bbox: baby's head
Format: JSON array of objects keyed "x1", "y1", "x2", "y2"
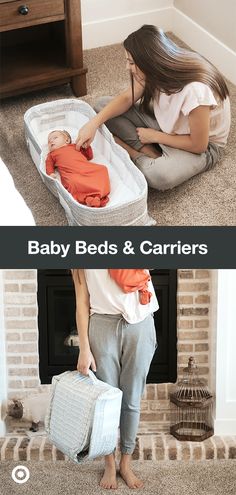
[{"x1": 48, "y1": 130, "x2": 72, "y2": 151}]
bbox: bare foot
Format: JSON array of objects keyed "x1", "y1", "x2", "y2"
[
  {"x1": 113, "y1": 135, "x2": 161, "y2": 160},
  {"x1": 100, "y1": 455, "x2": 118, "y2": 490},
  {"x1": 113, "y1": 136, "x2": 141, "y2": 161},
  {"x1": 119, "y1": 465, "x2": 143, "y2": 489},
  {"x1": 140, "y1": 143, "x2": 162, "y2": 158}
]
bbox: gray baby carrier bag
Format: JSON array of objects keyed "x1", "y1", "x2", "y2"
[{"x1": 45, "y1": 370, "x2": 122, "y2": 463}]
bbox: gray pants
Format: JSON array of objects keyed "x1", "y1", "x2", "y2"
[
  {"x1": 88, "y1": 313, "x2": 157, "y2": 454},
  {"x1": 94, "y1": 96, "x2": 221, "y2": 190}
]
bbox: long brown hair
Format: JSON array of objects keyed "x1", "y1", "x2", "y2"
[{"x1": 124, "y1": 25, "x2": 229, "y2": 115}]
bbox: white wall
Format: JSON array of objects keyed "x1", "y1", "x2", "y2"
[
  {"x1": 209, "y1": 270, "x2": 218, "y2": 395},
  {"x1": 0, "y1": 271, "x2": 7, "y2": 436},
  {"x1": 81, "y1": 0, "x2": 173, "y2": 49},
  {"x1": 172, "y1": 3, "x2": 236, "y2": 84},
  {"x1": 81, "y1": 0, "x2": 236, "y2": 84},
  {"x1": 214, "y1": 270, "x2": 236, "y2": 435},
  {"x1": 174, "y1": 0, "x2": 236, "y2": 52}
]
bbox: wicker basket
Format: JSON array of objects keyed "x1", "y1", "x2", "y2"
[
  {"x1": 24, "y1": 99, "x2": 155, "y2": 226},
  {"x1": 45, "y1": 370, "x2": 122, "y2": 463}
]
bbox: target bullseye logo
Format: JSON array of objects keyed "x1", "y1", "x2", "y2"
[{"x1": 11, "y1": 465, "x2": 30, "y2": 484}]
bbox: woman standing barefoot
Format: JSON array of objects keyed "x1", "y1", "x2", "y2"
[{"x1": 72, "y1": 269, "x2": 159, "y2": 489}]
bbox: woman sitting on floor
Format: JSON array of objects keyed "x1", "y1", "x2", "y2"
[{"x1": 76, "y1": 25, "x2": 230, "y2": 191}]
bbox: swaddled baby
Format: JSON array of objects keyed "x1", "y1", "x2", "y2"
[{"x1": 46, "y1": 130, "x2": 110, "y2": 207}]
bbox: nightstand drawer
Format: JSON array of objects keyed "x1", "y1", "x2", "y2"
[{"x1": 0, "y1": 0, "x2": 65, "y2": 31}]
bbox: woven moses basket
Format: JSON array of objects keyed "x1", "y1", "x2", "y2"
[
  {"x1": 45, "y1": 370, "x2": 122, "y2": 463},
  {"x1": 24, "y1": 99, "x2": 155, "y2": 226}
]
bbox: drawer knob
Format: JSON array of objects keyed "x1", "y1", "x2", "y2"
[{"x1": 18, "y1": 5, "x2": 29, "y2": 15}]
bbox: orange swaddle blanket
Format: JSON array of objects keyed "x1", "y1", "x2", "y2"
[
  {"x1": 109, "y1": 269, "x2": 152, "y2": 305},
  {"x1": 46, "y1": 144, "x2": 110, "y2": 207}
]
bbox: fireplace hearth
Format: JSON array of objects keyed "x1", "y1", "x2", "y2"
[{"x1": 38, "y1": 270, "x2": 177, "y2": 384}]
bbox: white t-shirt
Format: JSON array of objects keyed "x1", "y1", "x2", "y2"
[
  {"x1": 84, "y1": 269, "x2": 159, "y2": 324},
  {"x1": 153, "y1": 81, "x2": 231, "y2": 147}
]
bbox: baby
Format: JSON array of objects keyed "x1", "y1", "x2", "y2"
[{"x1": 46, "y1": 130, "x2": 110, "y2": 207}]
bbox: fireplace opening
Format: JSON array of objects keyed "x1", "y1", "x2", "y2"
[{"x1": 38, "y1": 270, "x2": 177, "y2": 384}]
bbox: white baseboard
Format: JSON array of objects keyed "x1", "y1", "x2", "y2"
[
  {"x1": 82, "y1": 7, "x2": 172, "y2": 50},
  {"x1": 172, "y1": 7, "x2": 236, "y2": 84},
  {"x1": 0, "y1": 419, "x2": 6, "y2": 437},
  {"x1": 214, "y1": 419, "x2": 236, "y2": 436},
  {"x1": 82, "y1": 5, "x2": 235, "y2": 85}
]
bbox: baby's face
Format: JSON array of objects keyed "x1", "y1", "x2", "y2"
[{"x1": 48, "y1": 131, "x2": 69, "y2": 151}]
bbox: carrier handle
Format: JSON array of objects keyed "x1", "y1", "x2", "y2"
[
  {"x1": 74, "y1": 370, "x2": 98, "y2": 384},
  {"x1": 88, "y1": 370, "x2": 98, "y2": 384}
]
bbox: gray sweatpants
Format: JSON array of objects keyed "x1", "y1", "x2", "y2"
[
  {"x1": 94, "y1": 96, "x2": 221, "y2": 190},
  {"x1": 88, "y1": 313, "x2": 157, "y2": 454}
]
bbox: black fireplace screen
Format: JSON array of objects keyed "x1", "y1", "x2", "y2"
[{"x1": 38, "y1": 269, "x2": 177, "y2": 384}]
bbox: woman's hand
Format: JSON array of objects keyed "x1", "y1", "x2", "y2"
[
  {"x1": 136, "y1": 107, "x2": 210, "y2": 153},
  {"x1": 77, "y1": 348, "x2": 97, "y2": 375},
  {"x1": 75, "y1": 121, "x2": 98, "y2": 150},
  {"x1": 136, "y1": 127, "x2": 159, "y2": 144}
]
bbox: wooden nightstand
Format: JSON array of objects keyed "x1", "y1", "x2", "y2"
[{"x1": 0, "y1": 0, "x2": 87, "y2": 98}]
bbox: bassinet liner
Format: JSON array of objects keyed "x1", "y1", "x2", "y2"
[
  {"x1": 24, "y1": 99, "x2": 155, "y2": 226},
  {"x1": 45, "y1": 370, "x2": 122, "y2": 463}
]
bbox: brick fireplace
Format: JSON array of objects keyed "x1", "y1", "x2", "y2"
[
  {"x1": 1, "y1": 269, "x2": 236, "y2": 461},
  {"x1": 37, "y1": 269, "x2": 177, "y2": 385},
  {"x1": 1, "y1": 268, "x2": 212, "y2": 400}
]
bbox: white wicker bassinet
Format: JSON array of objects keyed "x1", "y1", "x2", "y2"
[
  {"x1": 24, "y1": 99, "x2": 155, "y2": 226},
  {"x1": 45, "y1": 370, "x2": 122, "y2": 463}
]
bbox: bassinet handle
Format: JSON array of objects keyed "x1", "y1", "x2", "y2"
[{"x1": 88, "y1": 370, "x2": 98, "y2": 384}]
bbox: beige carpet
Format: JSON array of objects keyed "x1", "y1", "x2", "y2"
[
  {"x1": 1, "y1": 459, "x2": 236, "y2": 495},
  {"x1": 0, "y1": 36, "x2": 235, "y2": 226}
]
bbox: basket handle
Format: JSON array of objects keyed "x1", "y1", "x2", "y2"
[
  {"x1": 74, "y1": 370, "x2": 98, "y2": 384},
  {"x1": 88, "y1": 370, "x2": 98, "y2": 384}
]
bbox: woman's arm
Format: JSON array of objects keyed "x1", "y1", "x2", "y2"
[
  {"x1": 76, "y1": 80, "x2": 144, "y2": 150},
  {"x1": 72, "y1": 269, "x2": 96, "y2": 375},
  {"x1": 137, "y1": 106, "x2": 210, "y2": 154}
]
